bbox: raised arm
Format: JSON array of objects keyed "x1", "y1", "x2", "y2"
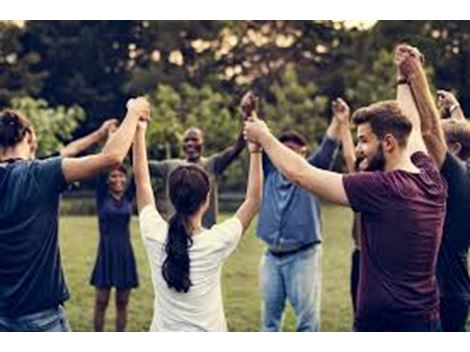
[
  {"x1": 395, "y1": 45, "x2": 428, "y2": 156},
  {"x1": 234, "y1": 127, "x2": 263, "y2": 233},
  {"x1": 60, "y1": 119, "x2": 118, "y2": 157},
  {"x1": 332, "y1": 98, "x2": 356, "y2": 173},
  {"x1": 398, "y1": 47, "x2": 448, "y2": 168},
  {"x1": 211, "y1": 132, "x2": 246, "y2": 175},
  {"x1": 133, "y1": 121, "x2": 155, "y2": 213},
  {"x1": 244, "y1": 114, "x2": 349, "y2": 206},
  {"x1": 61, "y1": 97, "x2": 150, "y2": 184}
]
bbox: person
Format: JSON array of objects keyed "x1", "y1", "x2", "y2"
[
  {"x1": 256, "y1": 103, "x2": 342, "y2": 332},
  {"x1": 331, "y1": 98, "x2": 363, "y2": 316},
  {"x1": 243, "y1": 46, "x2": 447, "y2": 332},
  {"x1": 91, "y1": 163, "x2": 139, "y2": 332},
  {"x1": 133, "y1": 104, "x2": 262, "y2": 332},
  {"x1": 149, "y1": 105, "x2": 246, "y2": 228},
  {"x1": 399, "y1": 48, "x2": 470, "y2": 331},
  {"x1": 0, "y1": 97, "x2": 150, "y2": 332}
]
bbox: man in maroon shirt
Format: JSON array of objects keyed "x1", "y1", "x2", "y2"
[{"x1": 243, "y1": 46, "x2": 447, "y2": 331}]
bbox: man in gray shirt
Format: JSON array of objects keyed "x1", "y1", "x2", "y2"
[{"x1": 149, "y1": 127, "x2": 245, "y2": 228}]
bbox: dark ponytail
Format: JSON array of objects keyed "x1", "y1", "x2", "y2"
[
  {"x1": 0, "y1": 110, "x2": 32, "y2": 148},
  {"x1": 162, "y1": 165, "x2": 210, "y2": 293}
]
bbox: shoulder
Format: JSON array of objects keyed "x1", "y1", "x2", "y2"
[{"x1": 139, "y1": 205, "x2": 168, "y2": 242}]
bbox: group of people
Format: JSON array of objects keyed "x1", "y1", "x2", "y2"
[{"x1": 0, "y1": 43, "x2": 468, "y2": 332}]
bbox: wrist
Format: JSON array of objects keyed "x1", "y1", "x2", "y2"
[{"x1": 449, "y1": 103, "x2": 461, "y2": 114}]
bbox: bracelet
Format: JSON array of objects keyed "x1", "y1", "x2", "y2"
[
  {"x1": 449, "y1": 104, "x2": 461, "y2": 114},
  {"x1": 250, "y1": 150, "x2": 263, "y2": 154},
  {"x1": 396, "y1": 77, "x2": 409, "y2": 86}
]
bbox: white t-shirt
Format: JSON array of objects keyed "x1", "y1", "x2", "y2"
[{"x1": 139, "y1": 205, "x2": 243, "y2": 332}]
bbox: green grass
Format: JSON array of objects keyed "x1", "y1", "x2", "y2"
[{"x1": 59, "y1": 205, "x2": 469, "y2": 332}]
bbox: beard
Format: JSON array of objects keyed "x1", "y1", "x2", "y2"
[{"x1": 364, "y1": 145, "x2": 386, "y2": 172}]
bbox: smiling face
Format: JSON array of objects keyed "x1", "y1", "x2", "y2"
[
  {"x1": 355, "y1": 122, "x2": 386, "y2": 172},
  {"x1": 107, "y1": 168, "x2": 127, "y2": 195},
  {"x1": 183, "y1": 128, "x2": 204, "y2": 162}
]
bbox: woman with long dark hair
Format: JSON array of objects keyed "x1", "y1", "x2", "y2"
[
  {"x1": 91, "y1": 163, "x2": 139, "y2": 332},
  {"x1": 133, "y1": 104, "x2": 262, "y2": 331},
  {"x1": 0, "y1": 97, "x2": 150, "y2": 332}
]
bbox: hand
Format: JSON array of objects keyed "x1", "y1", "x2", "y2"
[
  {"x1": 243, "y1": 112, "x2": 271, "y2": 145},
  {"x1": 331, "y1": 98, "x2": 351, "y2": 126},
  {"x1": 240, "y1": 91, "x2": 259, "y2": 120},
  {"x1": 127, "y1": 96, "x2": 151, "y2": 122},
  {"x1": 248, "y1": 142, "x2": 262, "y2": 153},
  {"x1": 99, "y1": 118, "x2": 119, "y2": 138},
  {"x1": 394, "y1": 44, "x2": 424, "y2": 80},
  {"x1": 437, "y1": 90, "x2": 459, "y2": 111},
  {"x1": 137, "y1": 119, "x2": 149, "y2": 131}
]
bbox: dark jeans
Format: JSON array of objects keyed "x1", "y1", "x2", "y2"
[
  {"x1": 355, "y1": 316, "x2": 442, "y2": 332},
  {"x1": 0, "y1": 306, "x2": 71, "y2": 332},
  {"x1": 440, "y1": 297, "x2": 469, "y2": 332},
  {"x1": 350, "y1": 249, "x2": 360, "y2": 315}
]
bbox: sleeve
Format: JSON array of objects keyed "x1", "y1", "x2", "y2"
[
  {"x1": 209, "y1": 217, "x2": 243, "y2": 260},
  {"x1": 262, "y1": 152, "x2": 273, "y2": 177},
  {"x1": 208, "y1": 146, "x2": 240, "y2": 175},
  {"x1": 139, "y1": 205, "x2": 168, "y2": 243},
  {"x1": 149, "y1": 160, "x2": 167, "y2": 178},
  {"x1": 32, "y1": 157, "x2": 67, "y2": 195},
  {"x1": 307, "y1": 135, "x2": 339, "y2": 169},
  {"x1": 342, "y1": 171, "x2": 390, "y2": 214}
]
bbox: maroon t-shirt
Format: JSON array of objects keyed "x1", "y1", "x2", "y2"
[{"x1": 343, "y1": 152, "x2": 447, "y2": 329}]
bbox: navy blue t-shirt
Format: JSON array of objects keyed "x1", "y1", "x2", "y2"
[{"x1": 0, "y1": 157, "x2": 69, "y2": 316}]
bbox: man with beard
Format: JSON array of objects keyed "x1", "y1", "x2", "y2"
[
  {"x1": 243, "y1": 46, "x2": 447, "y2": 332},
  {"x1": 149, "y1": 101, "x2": 247, "y2": 228},
  {"x1": 399, "y1": 47, "x2": 470, "y2": 331}
]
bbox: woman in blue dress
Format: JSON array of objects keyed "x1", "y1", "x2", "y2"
[{"x1": 91, "y1": 164, "x2": 138, "y2": 332}]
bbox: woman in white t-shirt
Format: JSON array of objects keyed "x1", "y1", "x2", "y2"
[{"x1": 132, "y1": 102, "x2": 262, "y2": 332}]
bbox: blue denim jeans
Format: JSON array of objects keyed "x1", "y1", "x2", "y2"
[
  {"x1": 260, "y1": 244, "x2": 322, "y2": 332},
  {"x1": 0, "y1": 306, "x2": 71, "y2": 332}
]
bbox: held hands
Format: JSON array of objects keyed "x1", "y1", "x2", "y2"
[
  {"x1": 332, "y1": 98, "x2": 351, "y2": 127},
  {"x1": 437, "y1": 90, "x2": 459, "y2": 113},
  {"x1": 99, "y1": 119, "x2": 119, "y2": 139},
  {"x1": 127, "y1": 96, "x2": 151, "y2": 123},
  {"x1": 240, "y1": 91, "x2": 259, "y2": 121},
  {"x1": 394, "y1": 44, "x2": 424, "y2": 80}
]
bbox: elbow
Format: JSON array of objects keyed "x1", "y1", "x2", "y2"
[{"x1": 102, "y1": 151, "x2": 124, "y2": 170}]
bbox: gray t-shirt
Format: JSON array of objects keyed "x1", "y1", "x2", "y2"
[{"x1": 149, "y1": 148, "x2": 239, "y2": 228}]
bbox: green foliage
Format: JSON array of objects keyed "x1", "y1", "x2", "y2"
[{"x1": 11, "y1": 96, "x2": 84, "y2": 157}]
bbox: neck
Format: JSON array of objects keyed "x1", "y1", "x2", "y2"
[
  {"x1": 384, "y1": 150, "x2": 418, "y2": 173},
  {"x1": 109, "y1": 190, "x2": 124, "y2": 200},
  {"x1": 0, "y1": 145, "x2": 30, "y2": 162},
  {"x1": 187, "y1": 212, "x2": 204, "y2": 234}
]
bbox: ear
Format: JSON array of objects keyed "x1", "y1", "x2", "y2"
[
  {"x1": 448, "y1": 142, "x2": 462, "y2": 156},
  {"x1": 382, "y1": 134, "x2": 397, "y2": 153}
]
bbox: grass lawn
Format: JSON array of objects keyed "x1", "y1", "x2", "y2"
[{"x1": 59, "y1": 204, "x2": 469, "y2": 332}]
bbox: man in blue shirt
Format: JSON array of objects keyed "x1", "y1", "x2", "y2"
[{"x1": 258, "y1": 115, "x2": 341, "y2": 332}]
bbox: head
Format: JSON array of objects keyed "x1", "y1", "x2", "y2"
[
  {"x1": 0, "y1": 110, "x2": 37, "y2": 160},
  {"x1": 162, "y1": 165, "x2": 210, "y2": 293},
  {"x1": 107, "y1": 165, "x2": 127, "y2": 195},
  {"x1": 278, "y1": 131, "x2": 308, "y2": 158},
  {"x1": 182, "y1": 128, "x2": 204, "y2": 162},
  {"x1": 352, "y1": 101, "x2": 412, "y2": 171},
  {"x1": 442, "y1": 119, "x2": 470, "y2": 162}
]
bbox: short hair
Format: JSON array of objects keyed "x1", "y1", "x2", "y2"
[
  {"x1": 352, "y1": 100, "x2": 412, "y2": 148},
  {"x1": 442, "y1": 119, "x2": 470, "y2": 161},
  {"x1": 278, "y1": 130, "x2": 307, "y2": 147}
]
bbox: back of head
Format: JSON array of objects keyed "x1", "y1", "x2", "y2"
[
  {"x1": 0, "y1": 110, "x2": 33, "y2": 150},
  {"x1": 352, "y1": 101, "x2": 412, "y2": 148},
  {"x1": 442, "y1": 119, "x2": 470, "y2": 161},
  {"x1": 162, "y1": 165, "x2": 210, "y2": 293}
]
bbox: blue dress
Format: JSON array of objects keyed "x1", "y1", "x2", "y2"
[{"x1": 90, "y1": 175, "x2": 138, "y2": 289}]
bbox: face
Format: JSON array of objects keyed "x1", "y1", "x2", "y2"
[
  {"x1": 183, "y1": 129, "x2": 204, "y2": 161},
  {"x1": 282, "y1": 141, "x2": 307, "y2": 158},
  {"x1": 356, "y1": 123, "x2": 386, "y2": 172},
  {"x1": 107, "y1": 169, "x2": 127, "y2": 194}
]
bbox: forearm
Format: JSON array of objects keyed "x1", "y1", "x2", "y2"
[
  {"x1": 245, "y1": 151, "x2": 262, "y2": 206},
  {"x1": 450, "y1": 105, "x2": 466, "y2": 121},
  {"x1": 102, "y1": 112, "x2": 139, "y2": 163},
  {"x1": 340, "y1": 125, "x2": 356, "y2": 173},
  {"x1": 133, "y1": 128, "x2": 155, "y2": 211},
  {"x1": 60, "y1": 129, "x2": 104, "y2": 157},
  {"x1": 214, "y1": 134, "x2": 246, "y2": 172}
]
